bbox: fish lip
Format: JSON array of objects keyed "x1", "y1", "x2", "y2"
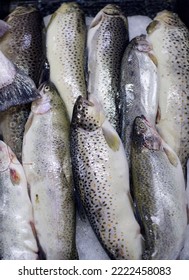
[
  {"x1": 146, "y1": 20, "x2": 160, "y2": 34},
  {"x1": 9, "y1": 6, "x2": 37, "y2": 17},
  {"x1": 102, "y1": 4, "x2": 122, "y2": 16}
]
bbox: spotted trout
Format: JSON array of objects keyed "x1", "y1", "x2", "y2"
[
  {"x1": 46, "y1": 2, "x2": 87, "y2": 120},
  {"x1": 0, "y1": 5, "x2": 44, "y2": 163},
  {"x1": 71, "y1": 96, "x2": 143, "y2": 260},
  {"x1": 120, "y1": 35, "x2": 158, "y2": 166},
  {"x1": 147, "y1": 10, "x2": 189, "y2": 175},
  {"x1": 87, "y1": 4, "x2": 129, "y2": 134},
  {"x1": 22, "y1": 81, "x2": 77, "y2": 260},
  {"x1": 0, "y1": 140, "x2": 38, "y2": 259},
  {"x1": 131, "y1": 116, "x2": 187, "y2": 259}
]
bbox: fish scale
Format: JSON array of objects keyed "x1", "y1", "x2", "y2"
[
  {"x1": 131, "y1": 116, "x2": 187, "y2": 259},
  {"x1": 71, "y1": 96, "x2": 143, "y2": 260},
  {"x1": 87, "y1": 4, "x2": 129, "y2": 135},
  {"x1": 22, "y1": 81, "x2": 77, "y2": 260},
  {"x1": 147, "y1": 10, "x2": 189, "y2": 175},
  {"x1": 46, "y1": 2, "x2": 87, "y2": 120}
]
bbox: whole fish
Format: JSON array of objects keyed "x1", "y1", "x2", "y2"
[
  {"x1": 87, "y1": 4, "x2": 129, "y2": 134},
  {"x1": 0, "y1": 140, "x2": 38, "y2": 260},
  {"x1": 46, "y1": 2, "x2": 87, "y2": 120},
  {"x1": 22, "y1": 81, "x2": 77, "y2": 260},
  {"x1": 131, "y1": 115, "x2": 187, "y2": 260},
  {"x1": 0, "y1": 50, "x2": 40, "y2": 111},
  {"x1": 0, "y1": 5, "x2": 44, "y2": 162},
  {"x1": 147, "y1": 10, "x2": 189, "y2": 174},
  {"x1": 120, "y1": 35, "x2": 158, "y2": 166},
  {"x1": 71, "y1": 96, "x2": 143, "y2": 260}
]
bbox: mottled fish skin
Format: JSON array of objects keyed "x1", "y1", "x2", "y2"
[
  {"x1": 120, "y1": 35, "x2": 158, "y2": 166},
  {"x1": 46, "y1": 2, "x2": 87, "y2": 120},
  {"x1": 0, "y1": 5, "x2": 44, "y2": 85},
  {"x1": 131, "y1": 116, "x2": 187, "y2": 260},
  {"x1": 0, "y1": 6, "x2": 44, "y2": 162},
  {"x1": 0, "y1": 104, "x2": 30, "y2": 163},
  {"x1": 0, "y1": 140, "x2": 38, "y2": 260},
  {"x1": 147, "y1": 10, "x2": 189, "y2": 175},
  {"x1": 87, "y1": 4, "x2": 129, "y2": 135},
  {"x1": 71, "y1": 96, "x2": 143, "y2": 260},
  {"x1": 22, "y1": 81, "x2": 77, "y2": 260}
]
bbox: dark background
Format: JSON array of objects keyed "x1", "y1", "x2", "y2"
[{"x1": 0, "y1": 0, "x2": 188, "y2": 27}]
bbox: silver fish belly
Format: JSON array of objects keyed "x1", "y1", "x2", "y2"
[
  {"x1": 120, "y1": 35, "x2": 158, "y2": 166},
  {"x1": 0, "y1": 140, "x2": 38, "y2": 260},
  {"x1": 22, "y1": 82, "x2": 77, "y2": 259}
]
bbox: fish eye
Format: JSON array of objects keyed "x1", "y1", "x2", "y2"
[
  {"x1": 139, "y1": 122, "x2": 146, "y2": 130},
  {"x1": 77, "y1": 104, "x2": 83, "y2": 111},
  {"x1": 44, "y1": 85, "x2": 50, "y2": 92}
]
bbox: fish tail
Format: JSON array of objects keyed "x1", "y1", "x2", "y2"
[{"x1": 0, "y1": 69, "x2": 40, "y2": 112}]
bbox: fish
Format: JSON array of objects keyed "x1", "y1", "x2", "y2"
[
  {"x1": 87, "y1": 4, "x2": 129, "y2": 134},
  {"x1": 22, "y1": 81, "x2": 77, "y2": 260},
  {"x1": 120, "y1": 34, "x2": 158, "y2": 166},
  {"x1": 0, "y1": 104, "x2": 31, "y2": 163},
  {"x1": 70, "y1": 96, "x2": 143, "y2": 260},
  {"x1": 0, "y1": 50, "x2": 40, "y2": 112},
  {"x1": 131, "y1": 115, "x2": 187, "y2": 260},
  {"x1": 46, "y1": 2, "x2": 87, "y2": 120},
  {"x1": 0, "y1": 140, "x2": 38, "y2": 260},
  {"x1": 0, "y1": 5, "x2": 44, "y2": 162},
  {"x1": 147, "y1": 10, "x2": 189, "y2": 175},
  {"x1": 0, "y1": 5, "x2": 44, "y2": 86}
]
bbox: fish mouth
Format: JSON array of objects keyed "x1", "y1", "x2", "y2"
[
  {"x1": 102, "y1": 4, "x2": 122, "y2": 16},
  {"x1": 10, "y1": 6, "x2": 37, "y2": 17},
  {"x1": 134, "y1": 35, "x2": 153, "y2": 52},
  {"x1": 57, "y1": 2, "x2": 81, "y2": 14},
  {"x1": 146, "y1": 20, "x2": 160, "y2": 34}
]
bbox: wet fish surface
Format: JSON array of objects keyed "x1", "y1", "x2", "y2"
[
  {"x1": 46, "y1": 2, "x2": 87, "y2": 120},
  {"x1": 0, "y1": 140, "x2": 38, "y2": 260},
  {"x1": 147, "y1": 10, "x2": 189, "y2": 174},
  {"x1": 71, "y1": 96, "x2": 143, "y2": 260},
  {"x1": 0, "y1": 50, "x2": 40, "y2": 112},
  {"x1": 22, "y1": 81, "x2": 77, "y2": 260},
  {"x1": 120, "y1": 35, "x2": 158, "y2": 166},
  {"x1": 131, "y1": 116, "x2": 187, "y2": 259},
  {"x1": 87, "y1": 4, "x2": 129, "y2": 134},
  {"x1": 0, "y1": 5, "x2": 44, "y2": 162}
]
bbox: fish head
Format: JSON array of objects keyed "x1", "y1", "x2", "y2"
[
  {"x1": 31, "y1": 82, "x2": 55, "y2": 114},
  {"x1": 90, "y1": 4, "x2": 124, "y2": 28},
  {"x1": 7, "y1": 6, "x2": 37, "y2": 19},
  {"x1": 56, "y1": 2, "x2": 81, "y2": 14},
  {"x1": 72, "y1": 96, "x2": 106, "y2": 131},
  {"x1": 132, "y1": 116, "x2": 162, "y2": 151},
  {"x1": 133, "y1": 35, "x2": 152, "y2": 52},
  {"x1": 147, "y1": 10, "x2": 182, "y2": 34}
]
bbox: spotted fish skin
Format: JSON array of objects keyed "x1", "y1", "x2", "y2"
[
  {"x1": 0, "y1": 6, "x2": 44, "y2": 85},
  {"x1": 46, "y1": 2, "x2": 87, "y2": 120},
  {"x1": 120, "y1": 35, "x2": 158, "y2": 166},
  {"x1": 22, "y1": 81, "x2": 77, "y2": 260},
  {"x1": 131, "y1": 116, "x2": 187, "y2": 260},
  {"x1": 0, "y1": 140, "x2": 38, "y2": 260},
  {"x1": 87, "y1": 4, "x2": 129, "y2": 135},
  {"x1": 147, "y1": 10, "x2": 189, "y2": 174},
  {"x1": 0, "y1": 6, "x2": 44, "y2": 162},
  {"x1": 71, "y1": 96, "x2": 143, "y2": 260}
]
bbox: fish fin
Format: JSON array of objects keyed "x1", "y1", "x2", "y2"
[
  {"x1": 163, "y1": 146, "x2": 178, "y2": 167},
  {"x1": 102, "y1": 126, "x2": 120, "y2": 151},
  {"x1": 0, "y1": 69, "x2": 40, "y2": 112},
  {"x1": 156, "y1": 105, "x2": 161, "y2": 124},
  {"x1": 0, "y1": 19, "x2": 10, "y2": 37},
  {"x1": 148, "y1": 53, "x2": 158, "y2": 67}
]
